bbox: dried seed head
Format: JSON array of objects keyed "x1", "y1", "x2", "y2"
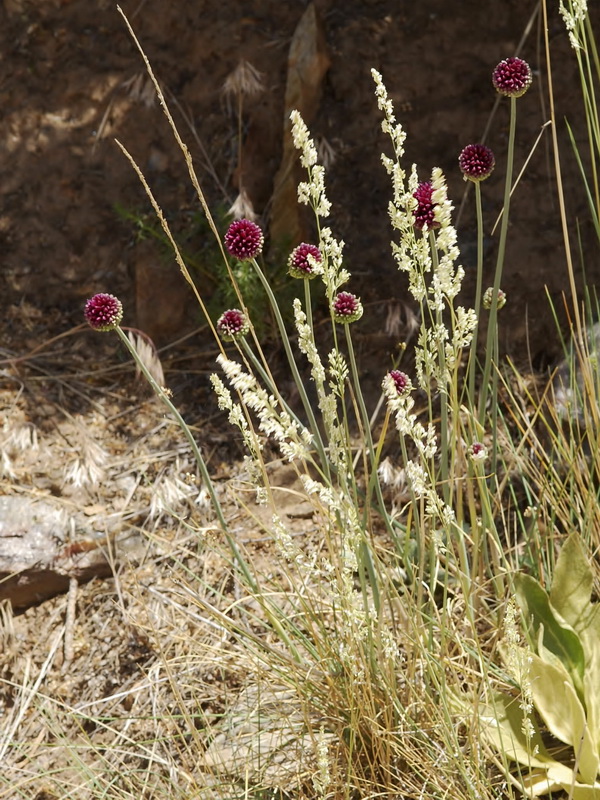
[
  {"x1": 332, "y1": 291, "x2": 363, "y2": 324},
  {"x1": 227, "y1": 189, "x2": 258, "y2": 222},
  {"x1": 84, "y1": 293, "x2": 123, "y2": 331},
  {"x1": 459, "y1": 144, "x2": 496, "y2": 182},
  {"x1": 492, "y1": 57, "x2": 532, "y2": 98},
  {"x1": 222, "y1": 60, "x2": 265, "y2": 98},
  {"x1": 224, "y1": 219, "x2": 264, "y2": 261},
  {"x1": 288, "y1": 243, "x2": 322, "y2": 279},
  {"x1": 216, "y1": 309, "x2": 250, "y2": 341}
]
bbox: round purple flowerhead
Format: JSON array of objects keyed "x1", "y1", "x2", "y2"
[
  {"x1": 492, "y1": 57, "x2": 532, "y2": 98},
  {"x1": 412, "y1": 181, "x2": 440, "y2": 231},
  {"x1": 388, "y1": 369, "x2": 412, "y2": 397},
  {"x1": 459, "y1": 144, "x2": 495, "y2": 182},
  {"x1": 84, "y1": 293, "x2": 123, "y2": 332},
  {"x1": 216, "y1": 308, "x2": 250, "y2": 341},
  {"x1": 332, "y1": 291, "x2": 363, "y2": 324},
  {"x1": 224, "y1": 218, "x2": 264, "y2": 261},
  {"x1": 288, "y1": 242, "x2": 322, "y2": 279}
]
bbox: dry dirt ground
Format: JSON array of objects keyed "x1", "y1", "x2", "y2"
[{"x1": 0, "y1": 0, "x2": 599, "y2": 796}]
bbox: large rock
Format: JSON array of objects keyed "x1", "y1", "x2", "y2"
[{"x1": 0, "y1": 496, "x2": 114, "y2": 609}]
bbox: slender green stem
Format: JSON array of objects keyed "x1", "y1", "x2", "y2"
[
  {"x1": 114, "y1": 325, "x2": 257, "y2": 591},
  {"x1": 249, "y1": 257, "x2": 329, "y2": 468},
  {"x1": 428, "y1": 230, "x2": 450, "y2": 506},
  {"x1": 344, "y1": 324, "x2": 397, "y2": 538},
  {"x1": 468, "y1": 181, "x2": 485, "y2": 406},
  {"x1": 479, "y1": 95, "x2": 518, "y2": 427},
  {"x1": 343, "y1": 324, "x2": 382, "y2": 613}
]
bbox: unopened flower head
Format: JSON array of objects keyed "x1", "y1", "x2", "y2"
[
  {"x1": 224, "y1": 219, "x2": 264, "y2": 260},
  {"x1": 468, "y1": 441, "x2": 488, "y2": 462},
  {"x1": 413, "y1": 181, "x2": 440, "y2": 231},
  {"x1": 483, "y1": 287, "x2": 507, "y2": 310},
  {"x1": 332, "y1": 292, "x2": 363, "y2": 324},
  {"x1": 216, "y1": 308, "x2": 250, "y2": 341},
  {"x1": 492, "y1": 58, "x2": 532, "y2": 98},
  {"x1": 288, "y1": 242, "x2": 322, "y2": 279},
  {"x1": 387, "y1": 369, "x2": 412, "y2": 397},
  {"x1": 84, "y1": 293, "x2": 123, "y2": 331},
  {"x1": 459, "y1": 144, "x2": 496, "y2": 182}
]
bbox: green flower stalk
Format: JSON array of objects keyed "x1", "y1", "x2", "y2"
[
  {"x1": 479, "y1": 58, "x2": 532, "y2": 431},
  {"x1": 84, "y1": 293, "x2": 257, "y2": 591}
]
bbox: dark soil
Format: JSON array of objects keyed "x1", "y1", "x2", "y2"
[{"x1": 1, "y1": 0, "x2": 597, "y2": 376}]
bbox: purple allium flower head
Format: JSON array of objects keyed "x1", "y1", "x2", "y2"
[
  {"x1": 332, "y1": 291, "x2": 363, "y2": 324},
  {"x1": 492, "y1": 57, "x2": 532, "y2": 98},
  {"x1": 216, "y1": 308, "x2": 250, "y2": 341},
  {"x1": 412, "y1": 181, "x2": 440, "y2": 231},
  {"x1": 459, "y1": 144, "x2": 496, "y2": 182},
  {"x1": 389, "y1": 369, "x2": 411, "y2": 396},
  {"x1": 224, "y1": 218, "x2": 264, "y2": 261},
  {"x1": 482, "y1": 287, "x2": 507, "y2": 310},
  {"x1": 84, "y1": 293, "x2": 123, "y2": 331},
  {"x1": 288, "y1": 242, "x2": 322, "y2": 279}
]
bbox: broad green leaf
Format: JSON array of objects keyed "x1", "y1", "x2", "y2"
[
  {"x1": 551, "y1": 534, "x2": 594, "y2": 636},
  {"x1": 529, "y1": 653, "x2": 599, "y2": 784},
  {"x1": 549, "y1": 534, "x2": 600, "y2": 666},
  {"x1": 585, "y1": 667, "x2": 600, "y2": 760},
  {"x1": 520, "y1": 767, "x2": 573, "y2": 797},
  {"x1": 478, "y1": 691, "x2": 564, "y2": 770},
  {"x1": 515, "y1": 572, "x2": 585, "y2": 688},
  {"x1": 566, "y1": 782, "x2": 600, "y2": 800}
]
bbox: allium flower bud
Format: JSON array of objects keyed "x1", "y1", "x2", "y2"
[
  {"x1": 288, "y1": 242, "x2": 322, "y2": 279},
  {"x1": 84, "y1": 293, "x2": 123, "y2": 331},
  {"x1": 332, "y1": 291, "x2": 363, "y2": 324},
  {"x1": 468, "y1": 441, "x2": 488, "y2": 462},
  {"x1": 388, "y1": 369, "x2": 412, "y2": 396},
  {"x1": 216, "y1": 308, "x2": 250, "y2": 341},
  {"x1": 459, "y1": 144, "x2": 496, "y2": 182},
  {"x1": 224, "y1": 218, "x2": 264, "y2": 261},
  {"x1": 492, "y1": 57, "x2": 532, "y2": 98},
  {"x1": 412, "y1": 181, "x2": 440, "y2": 231},
  {"x1": 482, "y1": 287, "x2": 507, "y2": 310}
]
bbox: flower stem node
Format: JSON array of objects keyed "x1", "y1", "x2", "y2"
[
  {"x1": 412, "y1": 181, "x2": 441, "y2": 231},
  {"x1": 492, "y1": 57, "x2": 532, "y2": 98},
  {"x1": 216, "y1": 308, "x2": 250, "y2": 341},
  {"x1": 483, "y1": 287, "x2": 507, "y2": 310},
  {"x1": 288, "y1": 242, "x2": 322, "y2": 279},
  {"x1": 84, "y1": 293, "x2": 123, "y2": 331},
  {"x1": 459, "y1": 144, "x2": 496, "y2": 182},
  {"x1": 332, "y1": 292, "x2": 363, "y2": 324},
  {"x1": 224, "y1": 218, "x2": 264, "y2": 261}
]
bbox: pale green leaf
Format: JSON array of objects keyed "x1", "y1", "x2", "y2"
[
  {"x1": 515, "y1": 572, "x2": 585, "y2": 689},
  {"x1": 566, "y1": 782, "x2": 600, "y2": 800},
  {"x1": 550, "y1": 534, "x2": 593, "y2": 628},
  {"x1": 479, "y1": 691, "x2": 562, "y2": 769},
  {"x1": 529, "y1": 653, "x2": 599, "y2": 784}
]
